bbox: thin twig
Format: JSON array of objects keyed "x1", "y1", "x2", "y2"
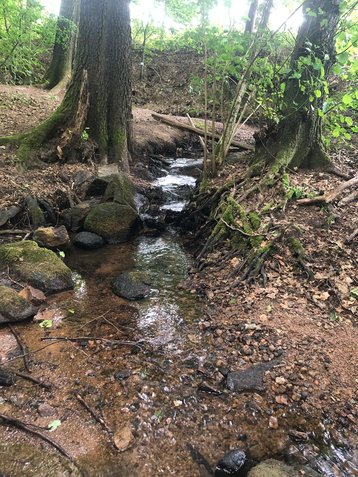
[
  {"x1": 0, "y1": 413, "x2": 73, "y2": 461},
  {"x1": 2, "y1": 341, "x2": 63, "y2": 366},
  {"x1": 12, "y1": 370, "x2": 51, "y2": 390},
  {"x1": 75, "y1": 394, "x2": 112, "y2": 435}
]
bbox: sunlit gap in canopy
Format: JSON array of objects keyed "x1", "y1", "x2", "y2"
[{"x1": 40, "y1": 0, "x2": 303, "y2": 32}]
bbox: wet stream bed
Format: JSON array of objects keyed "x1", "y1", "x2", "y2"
[{"x1": 0, "y1": 156, "x2": 357, "y2": 476}]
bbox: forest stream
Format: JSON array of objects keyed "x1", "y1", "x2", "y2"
[{"x1": 0, "y1": 155, "x2": 357, "y2": 477}]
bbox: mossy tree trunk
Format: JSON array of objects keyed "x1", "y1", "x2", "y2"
[
  {"x1": 245, "y1": 0, "x2": 259, "y2": 33},
  {"x1": 254, "y1": 0, "x2": 341, "y2": 175},
  {"x1": 1, "y1": 0, "x2": 132, "y2": 169},
  {"x1": 44, "y1": 0, "x2": 79, "y2": 90}
]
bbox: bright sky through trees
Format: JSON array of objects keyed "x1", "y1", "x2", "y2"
[{"x1": 40, "y1": 0, "x2": 303, "y2": 30}]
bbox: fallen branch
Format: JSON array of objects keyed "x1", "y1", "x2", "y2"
[
  {"x1": 345, "y1": 228, "x2": 358, "y2": 243},
  {"x1": 75, "y1": 394, "x2": 112, "y2": 435},
  {"x1": 297, "y1": 176, "x2": 358, "y2": 206},
  {"x1": 0, "y1": 413, "x2": 73, "y2": 461},
  {"x1": 13, "y1": 370, "x2": 52, "y2": 390},
  {"x1": 0, "y1": 229, "x2": 31, "y2": 235},
  {"x1": 152, "y1": 113, "x2": 254, "y2": 151},
  {"x1": 8, "y1": 324, "x2": 31, "y2": 373},
  {"x1": 41, "y1": 336, "x2": 144, "y2": 349}
]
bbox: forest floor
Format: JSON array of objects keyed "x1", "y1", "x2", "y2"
[{"x1": 0, "y1": 78, "x2": 357, "y2": 477}]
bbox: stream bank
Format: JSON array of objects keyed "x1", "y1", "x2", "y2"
[{"x1": 1, "y1": 150, "x2": 357, "y2": 476}]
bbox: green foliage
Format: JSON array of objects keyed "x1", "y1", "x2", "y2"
[
  {"x1": 0, "y1": 0, "x2": 56, "y2": 84},
  {"x1": 48, "y1": 419, "x2": 61, "y2": 431}
]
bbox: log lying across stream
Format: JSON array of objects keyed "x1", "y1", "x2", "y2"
[{"x1": 152, "y1": 113, "x2": 255, "y2": 151}]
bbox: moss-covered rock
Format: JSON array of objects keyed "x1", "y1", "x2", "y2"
[
  {"x1": 84, "y1": 203, "x2": 140, "y2": 243},
  {"x1": 0, "y1": 285, "x2": 37, "y2": 324},
  {"x1": 33, "y1": 226, "x2": 70, "y2": 250},
  {"x1": 103, "y1": 173, "x2": 135, "y2": 208},
  {"x1": 248, "y1": 459, "x2": 307, "y2": 477},
  {"x1": 0, "y1": 241, "x2": 73, "y2": 294}
]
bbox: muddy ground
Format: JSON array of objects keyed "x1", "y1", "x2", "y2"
[{"x1": 0, "y1": 52, "x2": 357, "y2": 477}]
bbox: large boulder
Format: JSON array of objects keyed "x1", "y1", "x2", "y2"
[
  {"x1": 84, "y1": 203, "x2": 140, "y2": 243},
  {"x1": 25, "y1": 196, "x2": 45, "y2": 227},
  {"x1": 248, "y1": 460, "x2": 300, "y2": 477},
  {"x1": 62, "y1": 201, "x2": 96, "y2": 232},
  {"x1": 0, "y1": 241, "x2": 74, "y2": 294},
  {"x1": 112, "y1": 272, "x2": 150, "y2": 300},
  {"x1": 0, "y1": 286, "x2": 37, "y2": 324},
  {"x1": 73, "y1": 231, "x2": 104, "y2": 250},
  {"x1": 33, "y1": 226, "x2": 70, "y2": 250}
]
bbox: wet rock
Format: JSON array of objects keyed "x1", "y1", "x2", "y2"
[
  {"x1": 113, "y1": 423, "x2": 134, "y2": 452},
  {"x1": 18, "y1": 286, "x2": 46, "y2": 306},
  {"x1": 33, "y1": 226, "x2": 70, "y2": 250},
  {"x1": 0, "y1": 367, "x2": 16, "y2": 386},
  {"x1": 84, "y1": 203, "x2": 140, "y2": 243},
  {"x1": 0, "y1": 286, "x2": 37, "y2": 324},
  {"x1": 37, "y1": 198, "x2": 57, "y2": 225},
  {"x1": 25, "y1": 196, "x2": 45, "y2": 227},
  {"x1": 103, "y1": 173, "x2": 135, "y2": 208},
  {"x1": 226, "y1": 361, "x2": 278, "y2": 394},
  {"x1": 0, "y1": 205, "x2": 21, "y2": 227},
  {"x1": 0, "y1": 241, "x2": 73, "y2": 294},
  {"x1": 248, "y1": 459, "x2": 299, "y2": 477},
  {"x1": 215, "y1": 449, "x2": 246, "y2": 476},
  {"x1": 73, "y1": 231, "x2": 104, "y2": 250},
  {"x1": 112, "y1": 272, "x2": 150, "y2": 300},
  {"x1": 62, "y1": 201, "x2": 95, "y2": 232},
  {"x1": 115, "y1": 369, "x2": 132, "y2": 380}
]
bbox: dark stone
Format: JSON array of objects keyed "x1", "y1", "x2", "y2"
[
  {"x1": 85, "y1": 177, "x2": 111, "y2": 197},
  {"x1": 25, "y1": 196, "x2": 45, "y2": 227},
  {"x1": 0, "y1": 206, "x2": 21, "y2": 227},
  {"x1": 0, "y1": 285, "x2": 37, "y2": 324},
  {"x1": 0, "y1": 367, "x2": 16, "y2": 386},
  {"x1": 226, "y1": 360, "x2": 279, "y2": 394},
  {"x1": 62, "y1": 201, "x2": 96, "y2": 232},
  {"x1": 215, "y1": 449, "x2": 246, "y2": 476},
  {"x1": 112, "y1": 272, "x2": 150, "y2": 300},
  {"x1": 115, "y1": 369, "x2": 132, "y2": 380},
  {"x1": 73, "y1": 231, "x2": 104, "y2": 250},
  {"x1": 37, "y1": 198, "x2": 57, "y2": 224}
]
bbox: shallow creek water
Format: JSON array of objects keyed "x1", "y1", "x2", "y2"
[{"x1": 0, "y1": 157, "x2": 357, "y2": 477}]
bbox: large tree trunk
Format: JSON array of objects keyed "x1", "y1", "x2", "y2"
[
  {"x1": 2, "y1": 0, "x2": 132, "y2": 170},
  {"x1": 44, "y1": 0, "x2": 79, "y2": 90},
  {"x1": 254, "y1": 0, "x2": 340, "y2": 173},
  {"x1": 245, "y1": 0, "x2": 259, "y2": 33}
]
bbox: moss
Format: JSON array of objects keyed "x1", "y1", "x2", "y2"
[
  {"x1": 261, "y1": 200, "x2": 274, "y2": 214},
  {"x1": 0, "y1": 286, "x2": 36, "y2": 323},
  {"x1": 289, "y1": 237, "x2": 306, "y2": 258},
  {"x1": 0, "y1": 241, "x2": 73, "y2": 294},
  {"x1": 103, "y1": 173, "x2": 135, "y2": 207},
  {"x1": 249, "y1": 211, "x2": 261, "y2": 231}
]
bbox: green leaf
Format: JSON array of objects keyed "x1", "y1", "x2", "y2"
[
  {"x1": 318, "y1": 109, "x2": 324, "y2": 117},
  {"x1": 351, "y1": 288, "x2": 358, "y2": 299},
  {"x1": 39, "y1": 320, "x2": 53, "y2": 329},
  {"x1": 48, "y1": 419, "x2": 61, "y2": 432},
  {"x1": 345, "y1": 117, "x2": 353, "y2": 126},
  {"x1": 58, "y1": 251, "x2": 65, "y2": 258},
  {"x1": 314, "y1": 90, "x2": 322, "y2": 98},
  {"x1": 342, "y1": 94, "x2": 353, "y2": 105},
  {"x1": 68, "y1": 309, "x2": 75, "y2": 315}
]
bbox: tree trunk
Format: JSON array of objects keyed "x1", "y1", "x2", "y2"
[
  {"x1": 44, "y1": 0, "x2": 79, "y2": 90},
  {"x1": 245, "y1": 0, "x2": 259, "y2": 33},
  {"x1": 2, "y1": 0, "x2": 132, "y2": 169},
  {"x1": 259, "y1": 0, "x2": 273, "y2": 30},
  {"x1": 254, "y1": 0, "x2": 341, "y2": 173}
]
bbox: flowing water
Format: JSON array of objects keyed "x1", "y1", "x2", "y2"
[{"x1": 0, "y1": 155, "x2": 357, "y2": 477}]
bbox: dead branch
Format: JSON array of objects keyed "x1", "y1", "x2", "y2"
[
  {"x1": 186, "y1": 113, "x2": 207, "y2": 153},
  {"x1": 340, "y1": 189, "x2": 358, "y2": 206},
  {"x1": 0, "y1": 229, "x2": 31, "y2": 235},
  {"x1": 345, "y1": 228, "x2": 358, "y2": 243},
  {"x1": 0, "y1": 413, "x2": 73, "y2": 461},
  {"x1": 152, "y1": 113, "x2": 254, "y2": 151},
  {"x1": 12, "y1": 370, "x2": 52, "y2": 390},
  {"x1": 297, "y1": 176, "x2": 358, "y2": 206},
  {"x1": 8, "y1": 324, "x2": 31, "y2": 373},
  {"x1": 75, "y1": 394, "x2": 112, "y2": 435}
]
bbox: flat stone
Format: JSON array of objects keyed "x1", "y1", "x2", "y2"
[
  {"x1": 113, "y1": 424, "x2": 134, "y2": 452},
  {"x1": 226, "y1": 360, "x2": 279, "y2": 394},
  {"x1": 248, "y1": 459, "x2": 299, "y2": 477},
  {"x1": 73, "y1": 231, "x2": 104, "y2": 250},
  {"x1": 18, "y1": 286, "x2": 46, "y2": 305},
  {"x1": 0, "y1": 286, "x2": 37, "y2": 324},
  {"x1": 38, "y1": 403, "x2": 56, "y2": 417}
]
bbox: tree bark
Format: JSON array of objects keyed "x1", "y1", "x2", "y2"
[
  {"x1": 245, "y1": 0, "x2": 259, "y2": 33},
  {"x1": 44, "y1": 0, "x2": 79, "y2": 90},
  {"x1": 254, "y1": 0, "x2": 341, "y2": 173},
  {"x1": 2, "y1": 0, "x2": 132, "y2": 169}
]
